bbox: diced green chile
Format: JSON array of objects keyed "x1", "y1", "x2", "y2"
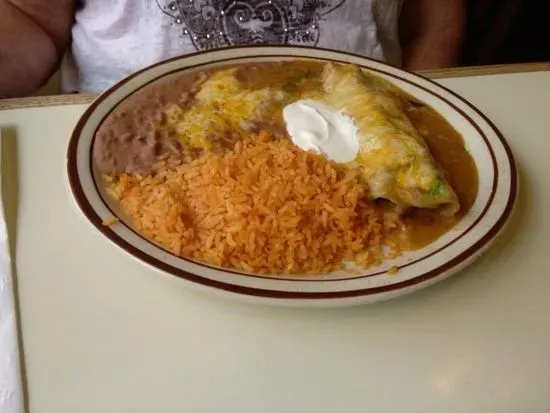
[{"x1": 430, "y1": 177, "x2": 443, "y2": 196}]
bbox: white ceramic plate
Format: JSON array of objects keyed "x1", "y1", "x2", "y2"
[{"x1": 67, "y1": 46, "x2": 517, "y2": 307}]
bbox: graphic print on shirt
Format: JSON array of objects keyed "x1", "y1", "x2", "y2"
[{"x1": 157, "y1": 0, "x2": 346, "y2": 51}]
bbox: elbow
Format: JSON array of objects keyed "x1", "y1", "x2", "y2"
[
  {"x1": 399, "y1": 0, "x2": 466, "y2": 70},
  {"x1": 0, "y1": 40, "x2": 58, "y2": 98}
]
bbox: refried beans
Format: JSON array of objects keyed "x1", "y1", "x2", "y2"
[{"x1": 93, "y1": 72, "x2": 205, "y2": 175}]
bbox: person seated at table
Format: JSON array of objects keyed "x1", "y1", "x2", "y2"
[{"x1": 0, "y1": 0, "x2": 465, "y2": 97}]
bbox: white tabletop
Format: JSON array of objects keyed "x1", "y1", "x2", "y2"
[{"x1": 0, "y1": 71, "x2": 549, "y2": 413}]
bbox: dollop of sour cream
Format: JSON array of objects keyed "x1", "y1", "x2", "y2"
[{"x1": 282, "y1": 100, "x2": 359, "y2": 163}]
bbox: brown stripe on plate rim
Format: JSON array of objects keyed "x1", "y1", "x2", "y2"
[
  {"x1": 67, "y1": 50, "x2": 507, "y2": 287},
  {"x1": 67, "y1": 47, "x2": 516, "y2": 299}
]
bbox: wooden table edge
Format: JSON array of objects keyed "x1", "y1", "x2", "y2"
[{"x1": 1, "y1": 62, "x2": 549, "y2": 111}]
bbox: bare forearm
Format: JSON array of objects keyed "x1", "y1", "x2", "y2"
[
  {"x1": 0, "y1": 2, "x2": 56, "y2": 97},
  {"x1": 0, "y1": 0, "x2": 73, "y2": 98},
  {"x1": 400, "y1": 0, "x2": 466, "y2": 70}
]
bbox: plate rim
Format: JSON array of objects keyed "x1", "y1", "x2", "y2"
[{"x1": 66, "y1": 45, "x2": 517, "y2": 301}]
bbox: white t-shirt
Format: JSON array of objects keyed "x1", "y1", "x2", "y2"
[{"x1": 62, "y1": 0, "x2": 404, "y2": 93}]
